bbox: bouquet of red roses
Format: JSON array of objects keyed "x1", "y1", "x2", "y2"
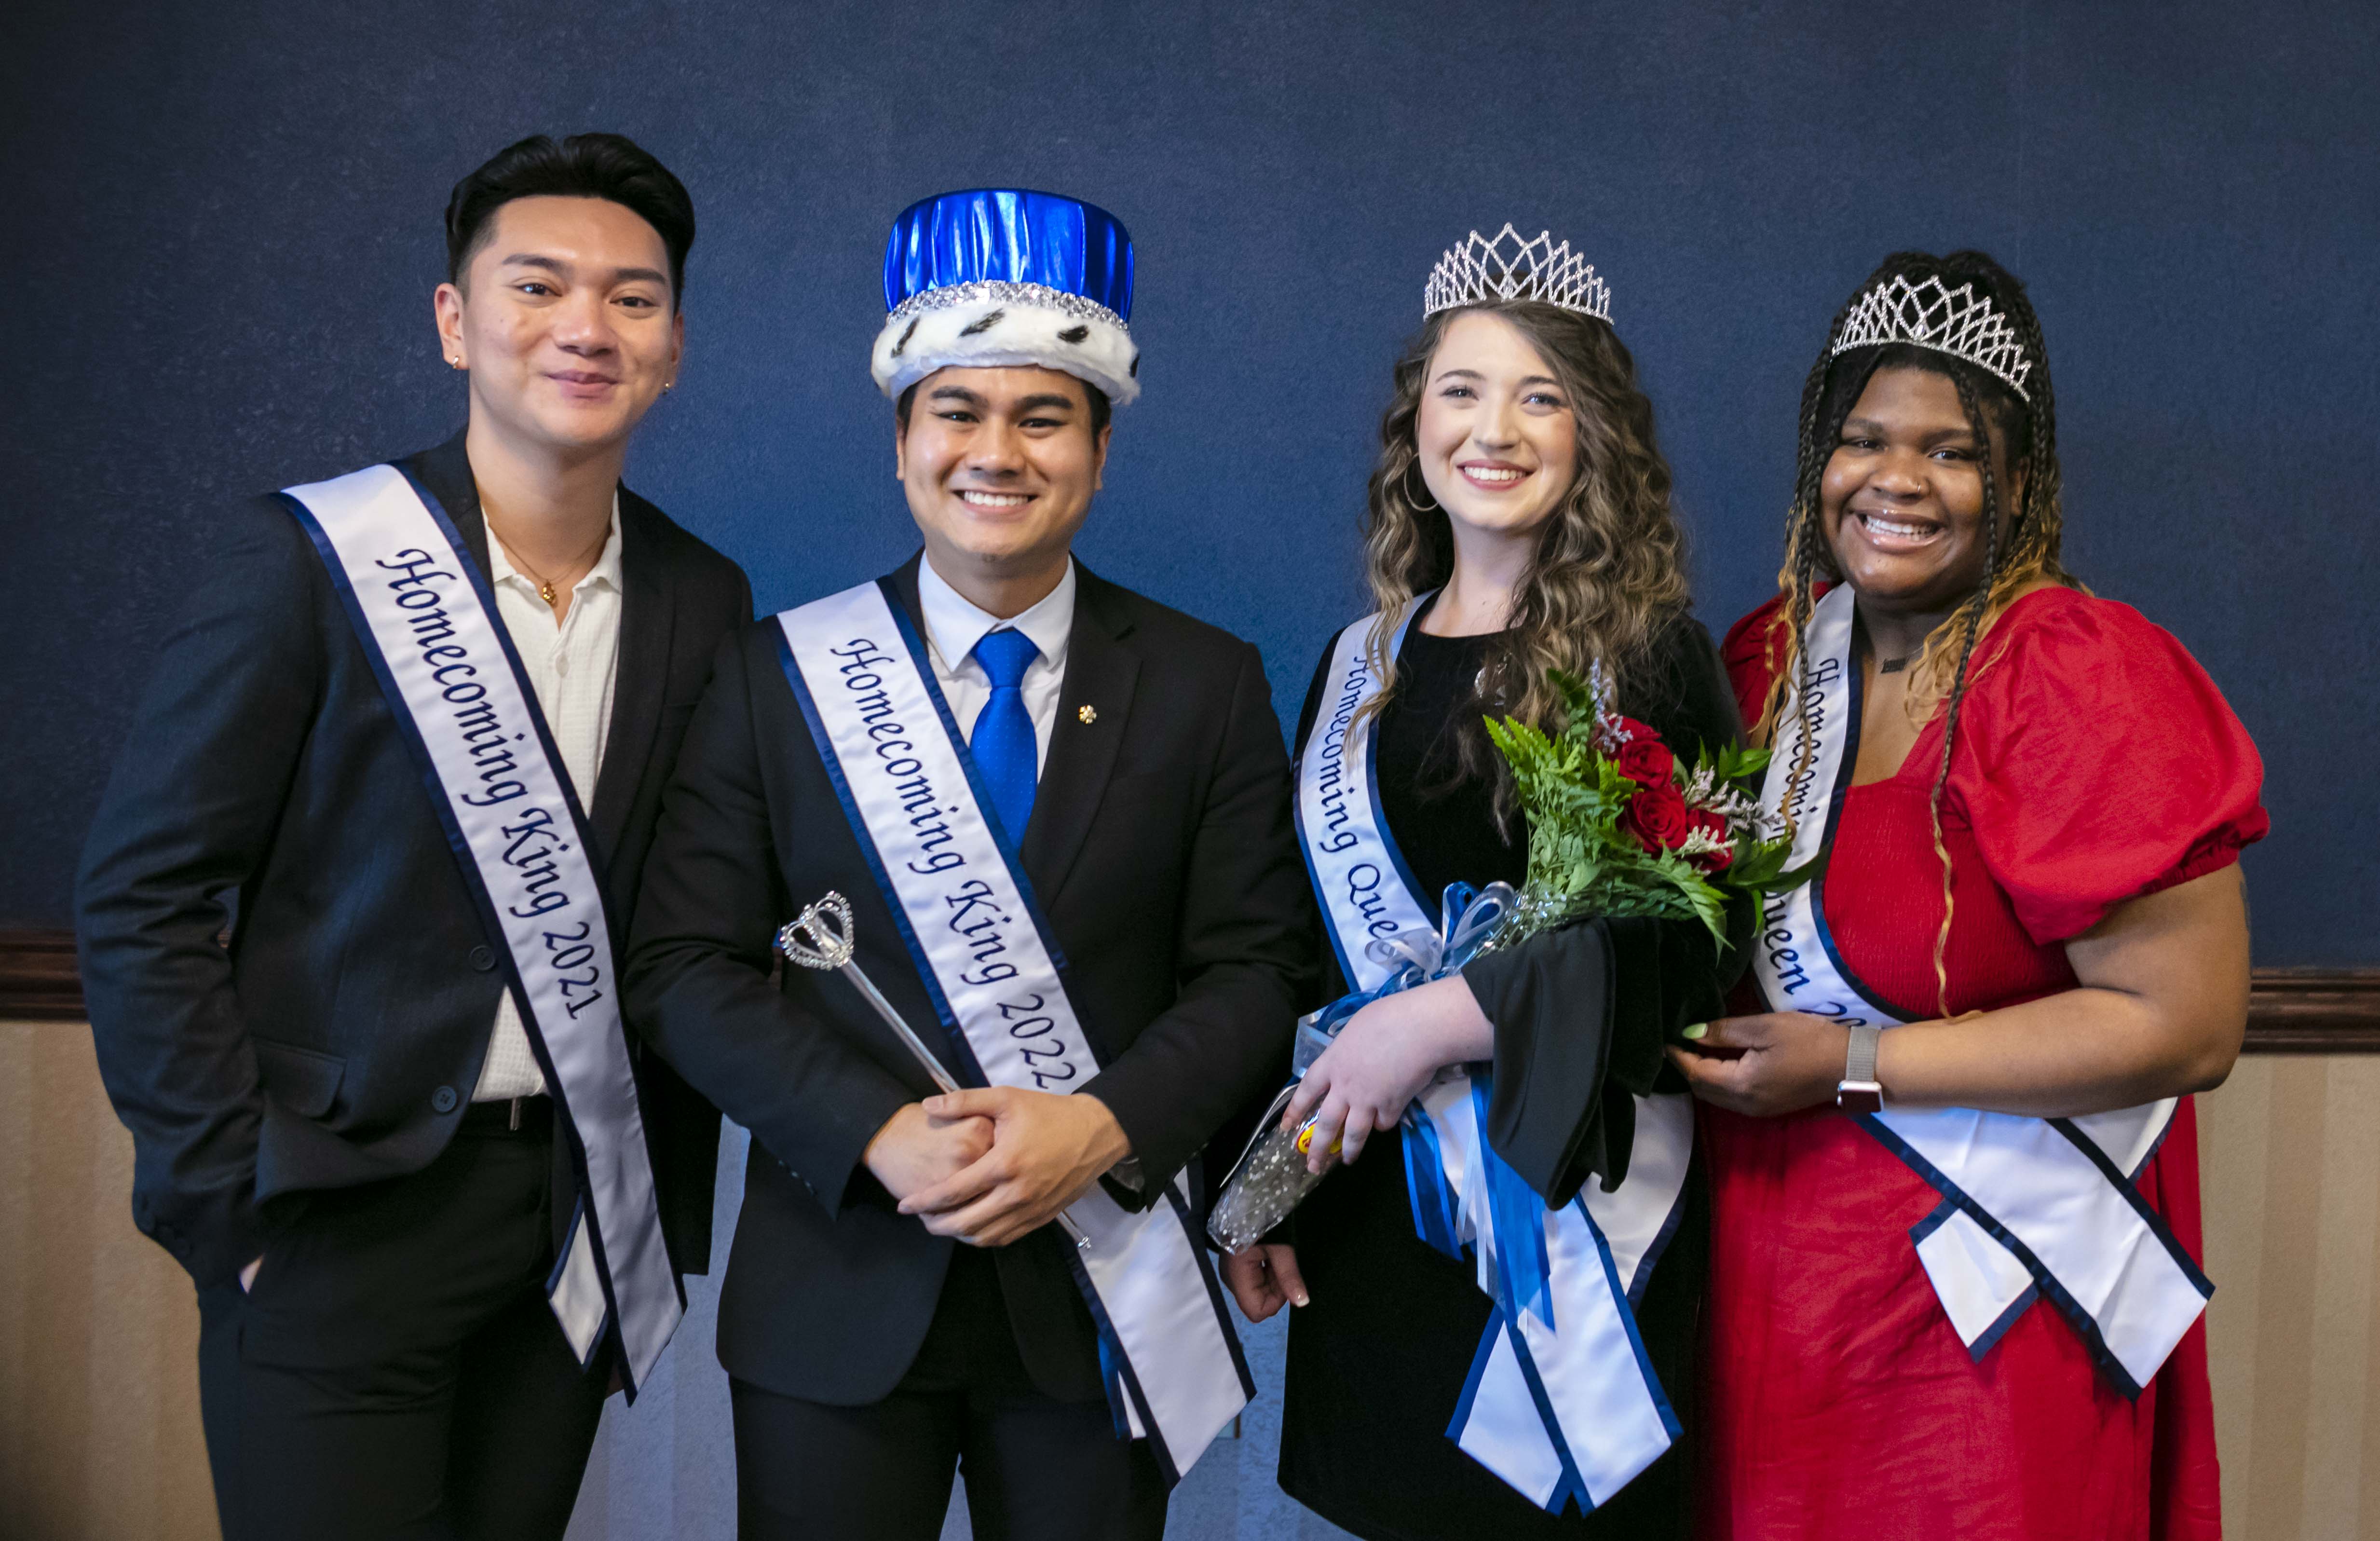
[
  {"x1": 1481, "y1": 668, "x2": 1814, "y2": 951},
  {"x1": 1205, "y1": 669, "x2": 1814, "y2": 1254}
]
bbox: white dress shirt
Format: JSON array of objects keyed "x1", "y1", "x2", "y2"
[
  {"x1": 915, "y1": 555, "x2": 1076, "y2": 772},
  {"x1": 472, "y1": 499, "x2": 624, "y2": 1102}
]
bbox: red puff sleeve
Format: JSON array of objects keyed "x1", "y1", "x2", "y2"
[
  {"x1": 1954, "y1": 590, "x2": 2270, "y2": 944},
  {"x1": 1720, "y1": 595, "x2": 1793, "y2": 730}
]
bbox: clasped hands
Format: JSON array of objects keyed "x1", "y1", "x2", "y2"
[{"x1": 864, "y1": 1086, "x2": 1131, "y2": 1247}]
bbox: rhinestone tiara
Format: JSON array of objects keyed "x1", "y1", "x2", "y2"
[
  {"x1": 1423, "y1": 224, "x2": 1611, "y2": 321},
  {"x1": 884, "y1": 278, "x2": 1130, "y2": 335},
  {"x1": 1830, "y1": 274, "x2": 2033, "y2": 401}
]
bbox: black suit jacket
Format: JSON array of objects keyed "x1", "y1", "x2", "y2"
[
  {"x1": 76, "y1": 434, "x2": 751, "y2": 1291},
  {"x1": 625, "y1": 554, "x2": 1316, "y2": 1405}
]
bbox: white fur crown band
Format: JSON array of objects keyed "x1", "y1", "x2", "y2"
[{"x1": 870, "y1": 281, "x2": 1141, "y2": 408}]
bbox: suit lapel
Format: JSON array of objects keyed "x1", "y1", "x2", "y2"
[
  {"x1": 406, "y1": 432, "x2": 492, "y2": 581},
  {"x1": 1020, "y1": 567, "x2": 1137, "y2": 904},
  {"x1": 589, "y1": 492, "x2": 673, "y2": 860},
  {"x1": 884, "y1": 551, "x2": 927, "y2": 637},
  {"x1": 406, "y1": 433, "x2": 658, "y2": 865}
]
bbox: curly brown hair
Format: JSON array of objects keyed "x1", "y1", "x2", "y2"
[{"x1": 1358, "y1": 299, "x2": 1692, "y2": 808}]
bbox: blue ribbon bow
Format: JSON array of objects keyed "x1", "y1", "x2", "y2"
[{"x1": 1296, "y1": 882, "x2": 1556, "y2": 1331}]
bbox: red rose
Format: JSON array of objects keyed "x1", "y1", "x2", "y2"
[
  {"x1": 1684, "y1": 807, "x2": 1734, "y2": 871},
  {"x1": 1608, "y1": 728, "x2": 1675, "y2": 792},
  {"x1": 1623, "y1": 781, "x2": 1692, "y2": 851}
]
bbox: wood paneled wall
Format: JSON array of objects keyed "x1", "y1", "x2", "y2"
[
  {"x1": 7, "y1": 1018, "x2": 2379, "y2": 1541},
  {"x1": 0, "y1": 1021, "x2": 217, "y2": 1541},
  {"x1": 2199, "y1": 1055, "x2": 2380, "y2": 1540}
]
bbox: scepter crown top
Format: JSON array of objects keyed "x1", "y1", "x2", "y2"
[{"x1": 777, "y1": 891, "x2": 857, "y2": 971}]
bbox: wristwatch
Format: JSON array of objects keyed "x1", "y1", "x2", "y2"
[{"x1": 1836, "y1": 1024, "x2": 1884, "y2": 1114}]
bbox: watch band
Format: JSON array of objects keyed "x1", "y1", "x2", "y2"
[
  {"x1": 1836, "y1": 1024, "x2": 1884, "y2": 1113},
  {"x1": 1845, "y1": 1023, "x2": 1880, "y2": 1085}
]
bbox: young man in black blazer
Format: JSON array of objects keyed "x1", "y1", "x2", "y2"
[
  {"x1": 625, "y1": 189, "x2": 1315, "y2": 1539},
  {"x1": 75, "y1": 133, "x2": 748, "y2": 1541}
]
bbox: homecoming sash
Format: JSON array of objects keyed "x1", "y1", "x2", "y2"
[
  {"x1": 278, "y1": 464, "x2": 683, "y2": 1394},
  {"x1": 1752, "y1": 583, "x2": 2211, "y2": 1395},
  {"x1": 773, "y1": 579, "x2": 1251, "y2": 1485},
  {"x1": 1295, "y1": 607, "x2": 1691, "y2": 1512},
  {"x1": 1297, "y1": 605, "x2": 1437, "y2": 987}
]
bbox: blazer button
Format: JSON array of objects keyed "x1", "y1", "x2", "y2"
[
  {"x1": 469, "y1": 946, "x2": 496, "y2": 971},
  {"x1": 431, "y1": 1086, "x2": 460, "y2": 1114}
]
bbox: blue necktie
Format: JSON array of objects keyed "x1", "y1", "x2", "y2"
[{"x1": 969, "y1": 628, "x2": 1041, "y2": 844}]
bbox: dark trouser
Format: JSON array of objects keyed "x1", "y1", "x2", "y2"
[
  {"x1": 197, "y1": 1099, "x2": 607, "y2": 1541},
  {"x1": 732, "y1": 1246, "x2": 1167, "y2": 1541}
]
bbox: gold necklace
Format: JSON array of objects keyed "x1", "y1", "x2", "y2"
[{"x1": 490, "y1": 521, "x2": 608, "y2": 607}]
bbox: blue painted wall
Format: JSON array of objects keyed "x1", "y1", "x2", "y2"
[
  {"x1": 6, "y1": 3, "x2": 2375, "y2": 1536},
  {"x1": 5, "y1": 2, "x2": 2374, "y2": 963}
]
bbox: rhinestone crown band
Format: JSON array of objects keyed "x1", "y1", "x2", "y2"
[
  {"x1": 1830, "y1": 274, "x2": 2033, "y2": 401},
  {"x1": 885, "y1": 279, "x2": 1131, "y2": 335},
  {"x1": 1424, "y1": 224, "x2": 1611, "y2": 321}
]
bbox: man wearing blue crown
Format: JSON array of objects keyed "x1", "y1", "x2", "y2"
[{"x1": 626, "y1": 190, "x2": 1315, "y2": 1538}]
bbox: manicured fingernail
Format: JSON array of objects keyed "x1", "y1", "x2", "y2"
[
  {"x1": 1292, "y1": 1292, "x2": 1310, "y2": 1307},
  {"x1": 1681, "y1": 1023, "x2": 1708, "y2": 1040}
]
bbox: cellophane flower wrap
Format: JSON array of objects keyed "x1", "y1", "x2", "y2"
[{"x1": 1208, "y1": 667, "x2": 1817, "y2": 1253}]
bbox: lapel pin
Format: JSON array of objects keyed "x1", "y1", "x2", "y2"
[{"x1": 1077, "y1": 705, "x2": 1098, "y2": 724}]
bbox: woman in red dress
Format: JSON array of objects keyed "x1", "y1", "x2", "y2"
[{"x1": 1673, "y1": 250, "x2": 2265, "y2": 1541}]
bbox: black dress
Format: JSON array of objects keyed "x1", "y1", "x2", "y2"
[{"x1": 1275, "y1": 607, "x2": 1748, "y2": 1541}]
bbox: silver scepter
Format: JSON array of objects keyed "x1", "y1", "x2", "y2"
[{"x1": 777, "y1": 892, "x2": 1090, "y2": 1251}]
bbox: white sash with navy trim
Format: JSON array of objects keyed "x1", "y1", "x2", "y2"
[
  {"x1": 773, "y1": 578, "x2": 1250, "y2": 1485},
  {"x1": 1297, "y1": 606, "x2": 1438, "y2": 986},
  {"x1": 1295, "y1": 606, "x2": 1691, "y2": 1512},
  {"x1": 1752, "y1": 582, "x2": 2211, "y2": 1394},
  {"x1": 278, "y1": 463, "x2": 683, "y2": 1394}
]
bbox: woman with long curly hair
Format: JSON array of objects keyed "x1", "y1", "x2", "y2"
[
  {"x1": 1672, "y1": 251, "x2": 2261, "y2": 1539},
  {"x1": 1217, "y1": 228, "x2": 1746, "y2": 1539}
]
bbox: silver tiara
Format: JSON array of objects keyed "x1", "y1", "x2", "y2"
[
  {"x1": 1830, "y1": 274, "x2": 2033, "y2": 401},
  {"x1": 1424, "y1": 224, "x2": 1611, "y2": 321}
]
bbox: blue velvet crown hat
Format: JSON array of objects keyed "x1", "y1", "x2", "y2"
[{"x1": 871, "y1": 189, "x2": 1140, "y2": 407}]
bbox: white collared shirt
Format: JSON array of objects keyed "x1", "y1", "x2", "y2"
[
  {"x1": 472, "y1": 497, "x2": 624, "y2": 1102},
  {"x1": 915, "y1": 554, "x2": 1075, "y2": 773}
]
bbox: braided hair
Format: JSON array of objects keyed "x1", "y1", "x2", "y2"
[{"x1": 1755, "y1": 251, "x2": 2077, "y2": 1016}]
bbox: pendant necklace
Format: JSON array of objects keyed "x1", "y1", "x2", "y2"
[
  {"x1": 491, "y1": 522, "x2": 607, "y2": 609},
  {"x1": 1858, "y1": 604, "x2": 1919, "y2": 673}
]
